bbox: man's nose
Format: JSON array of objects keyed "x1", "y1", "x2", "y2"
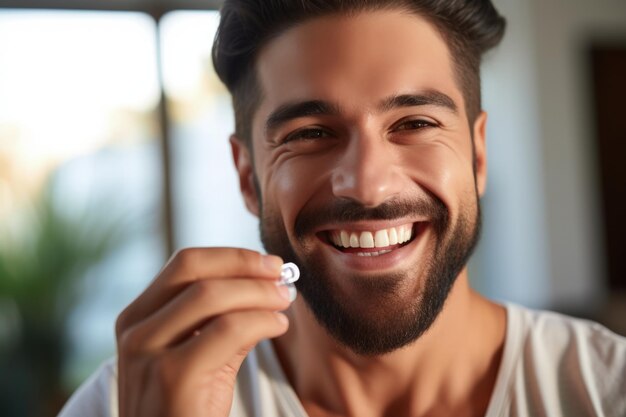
[{"x1": 330, "y1": 134, "x2": 404, "y2": 207}]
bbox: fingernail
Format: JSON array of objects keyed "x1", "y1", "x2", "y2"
[
  {"x1": 263, "y1": 255, "x2": 283, "y2": 273},
  {"x1": 277, "y1": 284, "x2": 292, "y2": 301},
  {"x1": 286, "y1": 283, "x2": 297, "y2": 302},
  {"x1": 276, "y1": 313, "x2": 289, "y2": 326}
]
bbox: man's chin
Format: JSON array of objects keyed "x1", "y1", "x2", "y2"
[
  {"x1": 293, "y1": 259, "x2": 438, "y2": 356},
  {"x1": 299, "y1": 289, "x2": 437, "y2": 356}
]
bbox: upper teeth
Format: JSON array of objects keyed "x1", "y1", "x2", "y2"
[{"x1": 329, "y1": 225, "x2": 413, "y2": 249}]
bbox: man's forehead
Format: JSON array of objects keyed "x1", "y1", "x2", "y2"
[{"x1": 252, "y1": 9, "x2": 462, "y2": 127}]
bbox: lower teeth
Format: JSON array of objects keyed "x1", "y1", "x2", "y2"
[{"x1": 356, "y1": 249, "x2": 392, "y2": 257}]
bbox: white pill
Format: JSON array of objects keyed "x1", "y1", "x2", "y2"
[{"x1": 280, "y1": 262, "x2": 300, "y2": 285}]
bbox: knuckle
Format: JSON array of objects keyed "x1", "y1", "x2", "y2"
[
  {"x1": 115, "y1": 306, "x2": 136, "y2": 339},
  {"x1": 117, "y1": 325, "x2": 144, "y2": 353},
  {"x1": 212, "y1": 314, "x2": 243, "y2": 339},
  {"x1": 234, "y1": 248, "x2": 261, "y2": 268},
  {"x1": 115, "y1": 310, "x2": 129, "y2": 337},
  {"x1": 192, "y1": 279, "x2": 218, "y2": 303},
  {"x1": 172, "y1": 247, "x2": 199, "y2": 270}
]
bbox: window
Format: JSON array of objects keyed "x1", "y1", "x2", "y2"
[
  {"x1": 0, "y1": 10, "x2": 166, "y2": 397},
  {"x1": 161, "y1": 11, "x2": 263, "y2": 251}
]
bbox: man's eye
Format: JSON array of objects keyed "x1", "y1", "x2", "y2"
[
  {"x1": 283, "y1": 128, "x2": 330, "y2": 144},
  {"x1": 395, "y1": 119, "x2": 435, "y2": 131}
]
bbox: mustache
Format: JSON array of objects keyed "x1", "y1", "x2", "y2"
[{"x1": 294, "y1": 196, "x2": 448, "y2": 238}]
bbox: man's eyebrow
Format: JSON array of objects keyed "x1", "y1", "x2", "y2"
[
  {"x1": 378, "y1": 91, "x2": 459, "y2": 114},
  {"x1": 265, "y1": 100, "x2": 341, "y2": 132},
  {"x1": 265, "y1": 91, "x2": 458, "y2": 133}
]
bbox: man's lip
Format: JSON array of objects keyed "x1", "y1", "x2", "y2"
[
  {"x1": 316, "y1": 221, "x2": 427, "y2": 252},
  {"x1": 316, "y1": 223, "x2": 430, "y2": 271}
]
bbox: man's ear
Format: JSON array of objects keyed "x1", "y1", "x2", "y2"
[
  {"x1": 473, "y1": 111, "x2": 488, "y2": 197},
  {"x1": 230, "y1": 135, "x2": 260, "y2": 217}
]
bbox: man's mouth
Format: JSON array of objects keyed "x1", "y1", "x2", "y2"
[{"x1": 322, "y1": 222, "x2": 422, "y2": 257}]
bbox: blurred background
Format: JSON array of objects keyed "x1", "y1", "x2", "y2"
[{"x1": 0, "y1": 0, "x2": 624, "y2": 415}]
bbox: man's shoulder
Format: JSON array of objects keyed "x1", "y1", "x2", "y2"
[
  {"x1": 510, "y1": 303, "x2": 626, "y2": 359},
  {"x1": 500, "y1": 303, "x2": 626, "y2": 416}
]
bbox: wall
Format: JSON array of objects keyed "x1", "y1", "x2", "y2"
[
  {"x1": 474, "y1": 0, "x2": 549, "y2": 308},
  {"x1": 478, "y1": 0, "x2": 626, "y2": 314},
  {"x1": 532, "y1": 0, "x2": 626, "y2": 311}
]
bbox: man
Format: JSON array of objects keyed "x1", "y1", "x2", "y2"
[{"x1": 59, "y1": 1, "x2": 626, "y2": 416}]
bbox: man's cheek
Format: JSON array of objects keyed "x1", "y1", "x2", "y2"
[
  {"x1": 272, "y1": 158, "x2": 332, "y2": 220},
  {"x1": 401, "y1": 146, "x2": 473, "y2": 210}
]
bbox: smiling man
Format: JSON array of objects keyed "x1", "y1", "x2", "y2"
[
  {"x1": 254, "y1": 9, "x2": 484, "y2": 357},
  {"x1": 59, "y1": 1, "x2": 626, "y2": 417}
]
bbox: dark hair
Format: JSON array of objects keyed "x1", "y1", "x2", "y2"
[{"x1": 212, "y1": 0, "x2": 506, "y2": 145}]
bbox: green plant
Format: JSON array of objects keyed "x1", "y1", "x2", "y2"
[{"x1": 0, "y1": 178, "x2": 128, "y2": 417}]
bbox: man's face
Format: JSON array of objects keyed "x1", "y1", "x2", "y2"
[{"x1": 233, "y1": 10, "x2": 487, "y2": 355}]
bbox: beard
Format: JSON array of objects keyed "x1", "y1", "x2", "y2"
[{"x1": 259, "y1": 192, "x2": 481, "y2": 356}]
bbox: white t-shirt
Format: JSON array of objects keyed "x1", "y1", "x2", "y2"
[{"x1": 58, "y1": 304, "x2": 626, "y2": 417}]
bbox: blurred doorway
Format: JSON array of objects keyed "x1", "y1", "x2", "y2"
[{"x1": 590, "y1": 45, "x2": 626, "y2": 292}]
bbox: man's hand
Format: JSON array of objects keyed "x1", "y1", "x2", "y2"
[{"x1": 115, "y1": 248, "x2": 291, "y2": 417}]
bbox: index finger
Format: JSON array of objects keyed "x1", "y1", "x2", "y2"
[
  {"x1": 117, "y1": 247, "x2": 283, "y2": 333},
  {"x1": 160, "y1": 247, "x2": 283, "y2": 283}
]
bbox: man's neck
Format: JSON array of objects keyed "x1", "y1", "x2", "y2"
[{"x1": 272, "y1": 271, "x2": 506, "y2": 417}]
